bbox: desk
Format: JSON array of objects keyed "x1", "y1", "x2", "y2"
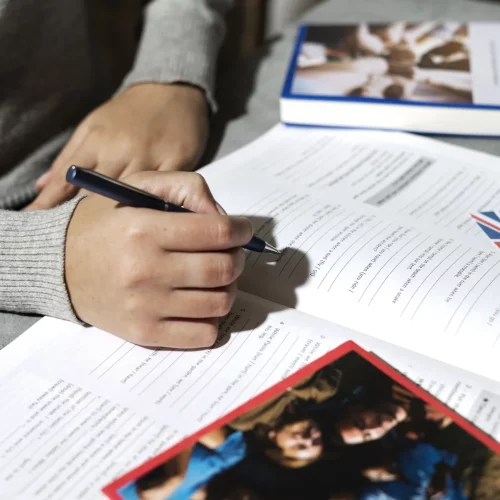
[{"x1": 2, "y1": 0, "x2": 500, "y2": 349}]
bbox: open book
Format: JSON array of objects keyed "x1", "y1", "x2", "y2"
[
  {"x1": 104, "y1": 342, "x2": 500, "y2": 499},
  {"x1": 3, "y1": 125, "x2": 500, "y2": 498}
]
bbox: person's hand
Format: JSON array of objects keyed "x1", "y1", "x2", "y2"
[
  {"x1": 65, "y1": 171, "x2": 253, "y2": 349},
  {"x1": 26, "y1": 83, "x2": 209, "y2": 210}
]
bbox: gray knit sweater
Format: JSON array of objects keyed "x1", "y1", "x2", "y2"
[{"x1": 0, "y1": 0, "x2": 231, "y2": 322}]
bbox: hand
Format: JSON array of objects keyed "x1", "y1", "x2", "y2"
[
  {"x1": 65, "y1": 171, "x2": 253, "y2": 349},
  {"x1": 26, "y1": 83, "x2": 209, "y2": 210}
]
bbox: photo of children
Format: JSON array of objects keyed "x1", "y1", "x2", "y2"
[
  {"x1": 107, "y1": 345, "x2": 500, "y2": 500},
  {"x1": 291, "y1": 23, "x2": 473, "y2": 104}
]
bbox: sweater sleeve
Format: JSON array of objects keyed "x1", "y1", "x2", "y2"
[
  {"x1": 117, "y1": 0, "x2": 233, "y2": 111},
  {"x1": 0, "y1": 197, "x2": 83, "y2": 322}
]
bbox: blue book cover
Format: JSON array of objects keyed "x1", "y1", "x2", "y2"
[{"x1": 281, "y1": 23, "x2": 500, "y2": 136}]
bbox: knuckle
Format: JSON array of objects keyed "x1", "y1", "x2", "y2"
[
  {"x1": 78, "y1": 115, "x2": 102, "y2": 137},
  {"x1": 121, "y1": 253, "x2": 148, "y2": 288},
  {"x1": 191, "y1": 172, "x2": 208, "y2": 190},
  {"x1": 127, "y1": 320, "x2": 155, "y2": 347},
  {"x1": 215, "y1": 254, "x2": 236, "y2": 286},
  {"x1": 214, "y1": 290, "x2": 234, "y2": 317},
  {"x1": 242, "y1": 217, "x2": 254, "y2": 240},
  {"x1": 123, "y1": 292, "x2": 143, "y2": 316},
  {"x1": 125, "y1": 220, "x2": 149, "y2": 244},
  {"x1": 214, "y1": 219, "x2": 234, "y2": 247},
  {"x1": 233, "y1": 249, "x2": 246, "y2": 277},
  {"x1": 198, "y1": 322, "x2": 219, "y2": 348}
]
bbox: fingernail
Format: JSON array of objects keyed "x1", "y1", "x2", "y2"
[{"x1": 215, "y1": 202, "x2": 227, "y2": 215}]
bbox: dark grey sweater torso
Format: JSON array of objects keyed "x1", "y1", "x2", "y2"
[{"x1": 0, "y1": 0, "x2": 231, "y2": 321}]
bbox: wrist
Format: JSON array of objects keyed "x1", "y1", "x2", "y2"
[{"x1": 122, "y1": 82, "x2": 209, "y2": 115}]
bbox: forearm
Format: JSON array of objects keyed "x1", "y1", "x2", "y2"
[
  {"x1": 119, "y1": 0, "x2": 233, "y2": 111},
  {"x1": 0, "y1": 199, "x2": 82, "y2": 322}
]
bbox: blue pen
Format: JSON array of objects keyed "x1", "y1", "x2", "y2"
[{"x1": 66, "y1": 166, "x2": 281, "y2": 255}]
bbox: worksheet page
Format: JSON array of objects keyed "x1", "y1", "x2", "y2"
[
  {"x1": 200, "y1": 125, "x2": 500, "y2": 381},
  {"x1": 2, "y1": 294, "x2": 500, "y2": 499},
  {"x1": 0, "y1": 293, "x2": 346, "y2": 499}
]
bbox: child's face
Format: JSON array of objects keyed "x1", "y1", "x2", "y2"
[
  {"x1": 335, "y1": 402, "x2": 407, "y2": 445},
  {"x1": 270, "y1": 418, "x2": 323, "y2": 460}
]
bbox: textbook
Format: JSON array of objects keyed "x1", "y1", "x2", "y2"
[
  {"x1": 4, "y1": 125, "x2": 500, "y2": 497},
  {"x1": 105, "y1": 343, "x2": 500, "y2": 499},
  {"x1": 280, "y1": 22, "x2": 500, "y2": 135}
]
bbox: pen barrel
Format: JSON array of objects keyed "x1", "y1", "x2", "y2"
[
  {"x1": 164, "y1": 203, "x2": 191, "y2": 213},
  {"x1": 243, "y1": 237, "x2": 265, "y2": 253},
  {"x1": 66, "y1": 166, "x2": 275, "y2": 255},
  {"x1": 66, "y1": 166, "x2": 166, "y2": 210}
]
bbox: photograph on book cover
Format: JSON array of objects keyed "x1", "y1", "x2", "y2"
[
  {"x1": 291, "y1": 23, "x2": 473, "y2": 104},
  {"x1": 104, "y1": 342, "x2": 500, "y2": 500}
]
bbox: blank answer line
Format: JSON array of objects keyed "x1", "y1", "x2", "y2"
[
  {"x1": 367, "y1": 235, "x2": 431, "y2": 307},
  {"x1": 129, "y1": 351, "x2": 173, "y2": 391},
  {"x1": 279, "y1": 210, "x2": 344, "y2": 276},
  {"x1": 399, "y1": 173, "x2": 447, "y2": 214},
  {"x1": 359, "y1": 231, "x2": 422, "y2": 303},
  {"x1": 244, "y1": 190, "x2": 283, "y2": 216},
  {"x1": 245, "y1": 193, "x2": 290, "y2": 262},
  {"x1": 137, "y1": 353, "x2": 183, "y2": 396},
  {"x1": 261, "y1": 198, "x2": 313, "y2": 240},
  {"x1": 89, "y1": 342, "x2": 127, "y2": 375},
  {"x1": 179, "y1": 321, "x2": 251, "y2": 412},
  {"x1": 253, "y1": 334, "x2": 299, "y2": 396},
  {"x1": 287, "y1": 212, "x2": 353, "y2": 279},
  {"x1": 400, "y1": 244, "x2": 463, "y2": 318},
  {"x1": 328, "y1": 222, "x2": 395, "y2": 292},
  {"x1": 416, "y1": 174, "x2": 469, "y2": 219},
  {"x1": 318, "y1": 219, "x2": 385, "y2": 291},
  {"x1": 454, "y1": 265, "x2": 500, "y2": 337},
  {"x1": 445, "y1": 185, "x2": 492, "y2": 228},
  {"x1": 444, "y1": 259, "x2": 500, "y2": 333},
  {"x1": 237, "y1": 331, "x2": 295, "y2": 405},
  {"x1": 169, "y1": 339, "x2": 236, "y2": 409},
  {"x1": 411, "y1": 248, "x2": 471, "y2": 321},
  {"x1": 97, "y1": 345, "x2": 136, "y2": 379},
  {"x1": 253, "y1": 201, "x2": 318, "y2": 268},
  {"x1": 436, "y1": 178, "x2": 486, "y2": 225},
  {"x1": 222, "y1": 332, "x2": 293, "y2": 414}
]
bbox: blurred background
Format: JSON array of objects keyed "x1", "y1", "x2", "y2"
[{"x1": 221, "y1": 0, "x2": 324, "y2": 64}]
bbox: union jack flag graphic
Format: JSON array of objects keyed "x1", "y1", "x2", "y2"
[{"x1": 471, "y1": 211, "x2": 500, "y2": 249}]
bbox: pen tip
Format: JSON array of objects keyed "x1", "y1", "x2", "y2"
[{"x1": 263, "y1": 243, "x2": 282, "y2": 255}]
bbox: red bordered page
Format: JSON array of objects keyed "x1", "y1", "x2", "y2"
[{"x1": 103, "y1": 341, "x2": 500, "y2": 499}]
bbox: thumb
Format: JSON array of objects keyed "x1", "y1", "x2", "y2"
[{"x1": 124, "y1": 171, "x2": 226, "y2": 215}]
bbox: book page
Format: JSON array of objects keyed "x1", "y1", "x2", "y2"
[
  {"x1": 106, "y1": 342, "x2": 500, "y2": 500},
  {"x1": 2, "y1": 295, "x2": 500, "y2": 497},
  {"x1": 199, "y1": 125, "x2": 500, "y2": 381},
  {"x1": 352, "y1": 332, "x2": 500, "y2": 442},
  {"x1": 0, "y1": 293, "x2": 347, "y2": 499}
]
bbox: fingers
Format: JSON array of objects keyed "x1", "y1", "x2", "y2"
[
  {"x1": 133, "y1": 318, "x2": 220, "y2": 349},
  {"x1": 131, "y1": 212, "x2": 253, "y2": 252},
  {"x1": 34, "y1": 128, "x2": 88, "y2": 191},
  {"x1": 169, "y1": 250, "x2": 246, "y2": 287},
  {"x1": 125, "y1": 171, "x2": 222, "y2": 215},
  {"x1": 26, "y1": 135, "x2": 99, "y2": 211},
  {"x1": 153, "y1": 284, "x2": 238, "y2": 319},
  {"x1": 127, "y1": 249, "x2": 246, "y2": 288},
  {"x1": 25, "y1": 178, "x2": 80, "y2": 211}
]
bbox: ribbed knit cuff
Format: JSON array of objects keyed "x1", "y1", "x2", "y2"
[
  {"x1": 0, "y1": 197, "x2": 84, "y2": 322},
  {"x1": 116, "y1": 0, "x2": 228, "y2": 113}
]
